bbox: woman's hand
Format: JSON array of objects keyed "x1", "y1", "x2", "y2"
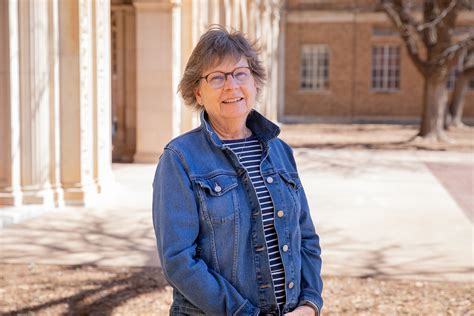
[{"x1": 284, "y1": 305, "x2": 316, "y2": 316}]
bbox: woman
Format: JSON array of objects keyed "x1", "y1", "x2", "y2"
[{"x1": 152, "y1": 26, "x2": 323, "y2": 316}]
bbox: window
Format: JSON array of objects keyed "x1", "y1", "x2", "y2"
[
  {"x1": 372, "y1": 27, "x2": 398, "y2": 37},
  {"x1": 453, "y1": 25, "x2": 474, "y2": 36},
  {"x1": 447, "y1": 60, "x2": 462, "y2": 90},
  {"x1": 300, "y1": 45, "x2": 329, "y2": 90},
  {"x1": 371, "y1": 45, "x2": 400, "y2": 92},
  {"x1": 447, "y1": 54, "x2": 474, "y2": 90}
]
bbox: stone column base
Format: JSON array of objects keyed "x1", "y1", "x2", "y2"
[
  {"x1": 134, "y1": 151, "x2": 161, "y2": 163},
  {"x1": 0, "y1": 191, "x2": 23, "y2": 207},
  {"x1": 63, "y1": 184, "x2": 99, "y2": 206},
  {"x1": 21, "y1": 188, "x2": 55, "y2": 206}
]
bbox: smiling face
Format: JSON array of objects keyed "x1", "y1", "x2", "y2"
[{"x1": 195, "y1": 56, "x2": 257, "y2": 128}]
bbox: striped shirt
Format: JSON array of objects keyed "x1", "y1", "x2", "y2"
[{"x1": 223, "y1": 135, "x2": 286, "y2": 308}]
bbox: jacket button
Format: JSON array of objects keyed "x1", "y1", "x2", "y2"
[
  {"x1": 288, "y1": 281, "x2": 294, "y2": 289},
  {"x1": 266, "y1": 176, "x2": 273, "y2": 184},
  {"x1": 214, "y1": 185, "x2": 222, "y2": 193},
  {"x1": 256, "y1": 245, "x2": 265, "y2": 252},
  {"x1": 277, "y1": 210, "x2": 284, "y2": 218},
  {"x1": 282, "y1": 245, "x2": 289, "y2": 252}
]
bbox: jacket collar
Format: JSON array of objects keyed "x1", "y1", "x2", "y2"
[{"x1": 200, "y1": 109, "x2": 280, "y2": 149}]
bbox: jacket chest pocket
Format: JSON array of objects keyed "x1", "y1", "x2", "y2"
[
  {"x1": 194, "y1": 174, "x2": 239, "y2": 223},
  {"x1": 278, "y1": 171, "x2": 302, "y2": 214}
]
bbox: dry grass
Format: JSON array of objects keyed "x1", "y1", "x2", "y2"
[
  {"x1": 0, "y1": 264, "x2": 472, "y2": 315},
  {"x1": 280, "y1": 124, "x2": 474, "y2": 152}
]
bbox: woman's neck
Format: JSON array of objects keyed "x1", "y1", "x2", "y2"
[{"x1": 208, "y1": 116, "x2": 251, "y2": 140}]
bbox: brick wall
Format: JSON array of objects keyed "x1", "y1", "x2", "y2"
[{"x1": 283, "y1": 8, "x2": 474, "y2": 122}]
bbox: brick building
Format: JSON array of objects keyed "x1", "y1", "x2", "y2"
[{"x1": 280, "y1": 0, "x2": 474, "y2": 123}]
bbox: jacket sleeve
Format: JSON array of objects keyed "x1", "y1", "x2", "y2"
[
  {"x1": 280, "y1": 141, "x2": 324, "y2": 313},
  {"x1": 297, "y1": 181, "x2": 324, "y2": 313},
  {"x1": 152, "y1": 147, "x2": 259, "y2": 316}
]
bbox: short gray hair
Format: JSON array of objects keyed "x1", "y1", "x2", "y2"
[{"x1": 178, "y1": 25, "x2": 266, "y2": 110}]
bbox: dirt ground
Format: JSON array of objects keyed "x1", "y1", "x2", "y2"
[
  {"x1": 1, "y1": 124, "x2": 473, "y2": 316},
  {"x1": 278, "y1": 123, "x2": 474, "y2": 152},
  {"x1": 0, "y1": 264, "x2": 472, "y2": 316}
]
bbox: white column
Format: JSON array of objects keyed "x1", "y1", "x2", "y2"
[
  {"x1": 0, "y1": 0, "x2": 22, "y2": 206},
  {"x1": 179, "y1": 0, "x2": 196, "y2": 133},
  {"x1": 133, "y1": 1, "x2": 173, "y2": 162},
  {"x1": 48, "y1": 0, "x2": 64, "y2": 207},
  {"x1": 58, "y1": 0, "x2": 97, "y2": 205},
  {"x1": 209, "y1": 0, "x2": 220, "y2": 24},
  {"x1": 256, "y1": 0, "x2": 275, "y2": 119},
  {"x1": 172, "y1": 0, "x2": 182, "y2": 138},
  {"x1": 17, "y1": 0, "x2": 54, "y2": 205},
  {"x1": 277, "y1": 4, "x2": 286, "y2": 121},
  {"x1": 247, "y1": 0, "x2": 257, "y2": 40},
  {"x1": 223, "y1": 0, "x2": 231, "y2": 27},
  {"x1": 267, "y1": 1, "x2": 280, "y2": 122},
  {"x1": 231, "y1": 0, "x2": 241, "y2": 30},
  {"x1": 192, "y1": 0, "x2": 207, "y2": 45},
  {"x1": 93, "y1": 0, "x2": 113, "y2": 193},
  {"x1": 239, "y1": 0, "x2": 248, "y2": 34},
  {"x1": 252, "y1": 0, "x2": 265, "y2": 114}
]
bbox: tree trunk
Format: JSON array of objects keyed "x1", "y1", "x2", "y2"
[
  {"x1": 419, "y1": 75, "x2": 449, "y2": 140},
  {"x1": 445, "y1": 72, "x2": 470, "y2": 129}
]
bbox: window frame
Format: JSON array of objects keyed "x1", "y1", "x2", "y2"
[
  {"x1": 447, "y1": 54, "x2": 474, "y2": 91},
  {"x1": 370, "y1": 44, "x2": 401, "y2": 93},
  {"x1": 299, "y1": 44, "x2": 330, "y2": 92}
]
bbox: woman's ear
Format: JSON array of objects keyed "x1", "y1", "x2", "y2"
[{"x1": 194, "y1": 86, "x2": 203, "y2": 106}]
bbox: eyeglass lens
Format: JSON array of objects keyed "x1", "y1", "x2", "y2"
[{"x1": 207, "y1": 67, "x2": 251, "y2": 88}]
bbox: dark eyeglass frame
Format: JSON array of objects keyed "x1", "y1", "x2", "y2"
[{"x1": 199, "y1": 66, "x2": 252, "y2": 88}]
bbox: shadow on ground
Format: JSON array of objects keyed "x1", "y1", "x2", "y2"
[
  {"x1": 280, "y1": 124, "x2": 473, "y2": 152},
  {"x1": 0, "y1": 208, "x2": 159, "y2": 267},
  {"x1": 319, "y1": 227, "x2": 474, "y2": 281},
  {"x1": 1, "y1": 226, "x2": 472, "y2": 315},
  {"x1": 0, "y1": 264, "x2": 169, "y2": 316}
]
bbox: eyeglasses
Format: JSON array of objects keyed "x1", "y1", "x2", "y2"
[{"x1": 200, "y1": 67, "x2": 252, "y2": 89}]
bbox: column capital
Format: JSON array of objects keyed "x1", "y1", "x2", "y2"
[{"x1": 133, "y1": 0, "x2": 173, "y2": 11}]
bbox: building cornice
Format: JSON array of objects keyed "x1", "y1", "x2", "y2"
[
  {"x1": 287, "y1": 10, "x2": 474, "y2": 24},
  {"x1": 132, "y1": 0, "x2": 172, "y2": 11}
]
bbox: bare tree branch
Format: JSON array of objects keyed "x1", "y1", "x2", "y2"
[
  {"x1": 459, "y1": 0, "x2": 474, "y2": 9},
  {"x1": 416, "y1": 0, "x2": 459, "y2": 32},
  {"x1": 464, "y1": 65, "x2": 474, "y2": 75},
  {"x1": 460, "y1": 48, "x2": 474, "y2": 75},
  {"x1": 381, "y1": 0, "x2": 471, "y2": 139},
  {"x1": 461, "y1": 47, "x2": 474, "y2": 69},
  {"x1": 432, "y1": 34, "x2": 474, "y2": 66},
  {"x1": 381, "y1": 2, "x2": 427, "y2": 74}
]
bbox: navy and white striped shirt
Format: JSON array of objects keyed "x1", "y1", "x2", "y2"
[{"x1": 223, "y1": 135, "x2": 286, "y2": 307}]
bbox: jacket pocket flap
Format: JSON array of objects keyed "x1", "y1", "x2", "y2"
[
  {"x1": 278, "y1": 172, "x2": 302, "y2": 190},
  {"x1": 195, "y1": 175, "x2": 238, "y2": 196}
]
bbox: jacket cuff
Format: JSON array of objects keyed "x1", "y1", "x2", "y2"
[
  {"x1": 233, "y1": 299, "x2": 259, "y2": 316},
  {"x1": 298, "y1": 290, "x2": 323, "y2": 316},
  {"x1": 298, "y1": 300, "x2": 320, "y2": 316}
]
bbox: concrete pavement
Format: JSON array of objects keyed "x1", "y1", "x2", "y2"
[
  {"x1": 296, "y1": 149, "x2": 473, "y2": 282},
  {"x1": 0, "y1": 149, "x2": 472, "y2": 282}
]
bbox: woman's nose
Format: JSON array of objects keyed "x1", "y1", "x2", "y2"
[{"x1": 223, "y1": 73, "x2": 239, "y2": 89}]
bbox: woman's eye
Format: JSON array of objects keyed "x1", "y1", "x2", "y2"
[
  {"x1": 234, "y1": 71, "x2": 249, "y2": 80},
  {"x1": 209, "y1": 74, "x2": 225, "y2": 83}
]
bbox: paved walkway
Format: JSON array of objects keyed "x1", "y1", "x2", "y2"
[{"x1": 0, "y1": 149, "x2": 472, "y2": 282}]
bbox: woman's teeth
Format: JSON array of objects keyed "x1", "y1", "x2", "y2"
[{"x1": 223, "y1": 97, "x2": 243, "y2": 103}]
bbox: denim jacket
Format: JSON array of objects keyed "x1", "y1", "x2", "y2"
[{"x1": 152, "y1": 110, "x2": 323, "y2": 316}]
